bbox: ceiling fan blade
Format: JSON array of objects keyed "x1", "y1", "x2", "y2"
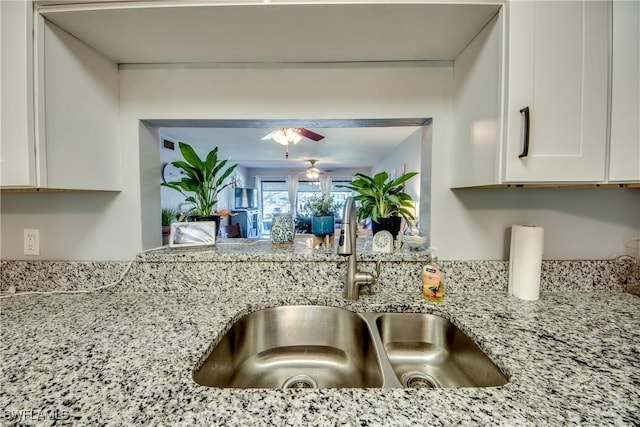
[
  {"x1": 260, "y1": 130, "x2": 277, "y2": 140},
  {"x1": 294, "y1": 128, "x2": 325, "y2": 142}
]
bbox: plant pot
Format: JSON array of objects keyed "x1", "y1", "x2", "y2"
[
  {"x1": 189, "y1": 214, "x2": 221, "y2": 236},
  {"x1": 162, "y1": 226, "x2": 171, "y2": 245},
  {"x1": 311, "y1": 215, "x2": 335, "y2": 237},
  {"x1": 372, "y1": 216, "x2": 402, "y2": 240}
]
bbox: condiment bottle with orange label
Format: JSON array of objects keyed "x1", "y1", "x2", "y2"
[{"x1": 422, "y1": 247, "x2": 444, "y2": 303}]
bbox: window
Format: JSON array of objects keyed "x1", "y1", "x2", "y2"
[{"x1": 260, "y1": 180, "x2": 351, "y2": 235}]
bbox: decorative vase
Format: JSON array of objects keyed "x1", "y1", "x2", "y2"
[
  {"x1": 311, "y1": 215, "x2": 335, "y2": 237},
  {"x1": 271, "y1": 213, "x2": 294, "y2": 244},
  {"x1": 372, "y1": 216, "x2": 402, "y2": 240}
]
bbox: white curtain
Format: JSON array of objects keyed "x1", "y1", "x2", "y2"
[
  {"x1": 319, "y1": 175, "x2": 332, "y2": 199},
  {"x1": 254, "y1": 176, "x2": 262, "y2": 211},
  {"x1": 286, "y1": 175, "x2": 298, "y2": 216},
  {"x1": 255, "y1": 175, "x2": 263, "y2": 235}
]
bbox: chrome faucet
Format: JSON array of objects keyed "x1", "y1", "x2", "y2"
[{"x1": 338, "y1": 197, "x2": 380, "y2": 300}]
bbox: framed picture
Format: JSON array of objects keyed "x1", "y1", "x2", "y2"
[{"x1": 169, "y1": 221, "x2": 217, "y2": 248}]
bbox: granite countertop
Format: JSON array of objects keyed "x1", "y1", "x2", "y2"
[
  {"x1": 2, "y1": 284, "x2": 639, "y2": 426},
  {"x1": 136, "y1": 237, "x2": 432, "y2": 262}
]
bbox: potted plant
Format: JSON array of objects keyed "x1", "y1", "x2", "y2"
[
  {"x1": 161, "y1": 142, "x2": 238, "y2": 233},
  {"x1": 338, "y1": 171, "x2": 418, "y2": 239},
  {"x1": 161, "y1": 207, "x2": 177, "y2": 245},
  {"x1": 304, "y1": 195, "x2": 339, "y2": 237}
]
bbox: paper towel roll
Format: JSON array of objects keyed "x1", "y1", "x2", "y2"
[{"x1": 508, "y1": 225, "x2": 544, "y2": 301}]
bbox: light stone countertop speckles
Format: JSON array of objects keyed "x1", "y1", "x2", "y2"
[
  {"x1": 1, "y1": 289, "x2": 639, "y2": 426},
  {"x1": 1, "y1": 244, "x2": 638, "y2": 425},
  {"x1": 1, "y1": 253, "x2": 635, "y2": 295},
  {"x1": 134, "y1": 237, "x2": 434, "y2": 262}
]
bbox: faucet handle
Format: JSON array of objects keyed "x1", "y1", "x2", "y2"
[
  {"x1": 372, "y1": 260, "x2": 382, "y2": 285},
  {"x1": 363, "y1": 260, "x2": 383, "y2": 296}
]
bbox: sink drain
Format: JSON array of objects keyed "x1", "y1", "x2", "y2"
[
  {"x1": 401, "y1": 372, "x2": 440, "y2": 389},
  {"x1": 282, "y1": 375, "x2": 318, "y2": 389}
]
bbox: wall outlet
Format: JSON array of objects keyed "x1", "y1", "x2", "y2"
[{"x1": 24, "y1": 229, "x2": 40, "y2": 256}]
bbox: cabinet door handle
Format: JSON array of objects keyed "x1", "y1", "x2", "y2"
[{"x1": 518, "y1": 107, "x2": 530, "y2": 158}]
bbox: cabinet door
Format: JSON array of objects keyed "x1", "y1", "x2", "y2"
[
  {"x1": 504, "y1": 0, "x2": 608, "y2": 183},
  {"x1": 247, "y1": 210, "x2": 259, "y2": 237},
  {"x1": 0, "y1": 0, "x2": 36, "y2": 187},
  {"x1": 246, "y1": 212, "x2": 255, "y2": 237},
  {"x1": 609, "y1": 0, "x2": 640, "y2": 182}
]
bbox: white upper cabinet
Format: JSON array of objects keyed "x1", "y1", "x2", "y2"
[
  {"x1": 503, "y1": 0, "x2": 609, "y2": 183},
  {"x1": 0, "y1": 8, "x2": 121, "y2": 190},
  {"x1": 609, "y1": 0, "x2": 640, "y2": 183},
  {"x1": 451, "y1": 10, "x2": 504, "y2": 188},
  {"x1": 37, "y1": 20, "x2": 121, "y2": 191},
  {"x1": 1, "y1": 0, "x2": 36, "y2": 187},
  {"x1": 452, "y1": 0, "x2": 612, "y2": 187}
]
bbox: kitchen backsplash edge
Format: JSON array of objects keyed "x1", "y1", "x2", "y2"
[{"x1": 1, "y1": 258, "x2": 637, "y2": 295}]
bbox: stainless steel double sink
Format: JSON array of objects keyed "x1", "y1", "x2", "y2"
[{"x1": 193, "y1": 306, "x2": 508, "y2": 389}]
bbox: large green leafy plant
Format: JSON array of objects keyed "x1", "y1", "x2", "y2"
[
  {"x1": 161, "y1": 142, "x2": 238, "y2": 217},
  {"x1": 338, "y1": 171, "x2": 418, "y2": 222}
]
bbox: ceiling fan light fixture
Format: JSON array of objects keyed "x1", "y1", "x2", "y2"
[
  {"x1": 306, "y1": 160, "x2": 320, "y2": 179},
  {"x1": 272, "y1": 128, "x2": 302, "y2": 145},
  {"x1": 306, "y1": 167, "x2": 320, "y2": 179}
]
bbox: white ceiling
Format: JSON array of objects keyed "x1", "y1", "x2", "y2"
[
  {"x1": 157, "y1": 125, "x2": 422, "y2": 171},
  {"x1": 37, "y1": 1, "x2": 499, "y2": 170}
]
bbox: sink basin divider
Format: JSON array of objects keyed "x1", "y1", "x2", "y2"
[{"x1": 359, "y1": 312, "x2": 405, "y2": 389}]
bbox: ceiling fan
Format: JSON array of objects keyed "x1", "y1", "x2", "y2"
[
  {"x1": 261, "y1": 127, "x2": 325, "y2": 158},
  {"x1": 288, "y1": 160, "x2": 324, "y2": 179},
  {"x1": 305, "y1": 160, "x2": 321, "y2": 179}
]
